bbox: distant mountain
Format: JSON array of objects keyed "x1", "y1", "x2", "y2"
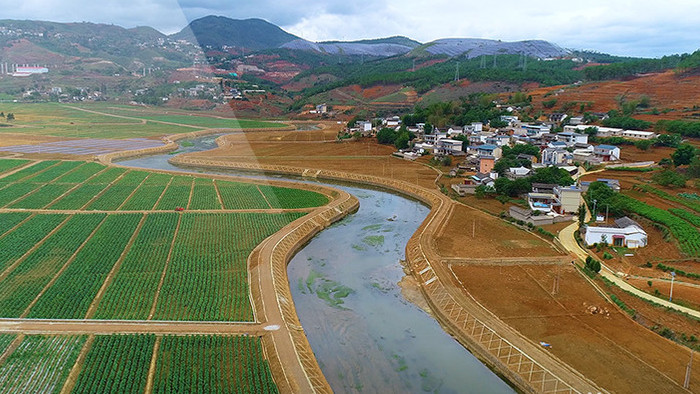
[
  {"x1": 172, "y1": 16, "x2": 299, "y2": 50},
  {"x1": 322, "y1": 36, "x2": 422, "y2": 48},
  {"x1": 0, "y1": 19, "x2": 190, "y2": 70},
  {"x1": 413, "y1": 38, "x2": 569, "y2": 59},
  {"x1": 281, "y1": 39, "x2": 416, "y2": 57}
]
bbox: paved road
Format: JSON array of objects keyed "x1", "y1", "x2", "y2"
[{"x1": 558, "y1": 222, "x2": 700, "y2": 319}]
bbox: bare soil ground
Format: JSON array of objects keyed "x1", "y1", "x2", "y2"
[
  {"x1": 450, "y1": 263, "x2": 698, "y2": 393},
  {"x1": 527, "y1": 71, "x2": 700, "y2": 119},
  {"x1": 188, "y1": 133, "x2": 442, "y2": 189},
  {"x1": 0, "y1": 132, "x2": 66, "y2": 147},
  {"x1": 435, "y1": 203, "x2": 562, "y2": 259},
  {"x1": 627, "y1": 277, "x2": 700, "y2": 311}
]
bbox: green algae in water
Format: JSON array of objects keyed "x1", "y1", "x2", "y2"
[{"x1": 362, "y1": 235, "x2": 385, "y2": 247}]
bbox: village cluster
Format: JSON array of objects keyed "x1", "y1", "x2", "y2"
[{"x1": 347, "y1": 113, "x2": 654, "y2": 249}]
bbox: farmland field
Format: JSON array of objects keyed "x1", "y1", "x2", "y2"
[
  {"x1": 153, "y1": 335, "x2": 278, "y2": 394},
  {"x1": 0, "y1": 159, "x2": 29, "y2": 175},
  {"x1": 153, "y1": 212, "x2": 304, "y2": 321},
  {"x1": 0, "y1": 334, "x2": 278, "y2": 394},
  {"x1": 71, "y1": 334, "x2": 155, "y2": 394},
  {"x1": 0, "y1": 103, "x2": 287, "y2": 139},
  {"x1": 0, "y1": 157, "x2": 332, "y2": 393},
  {"x1": 0, "y1": 335, "x2": 85, "y2": 394},
  {"x1": 0, "y1": 159, "x2": 328, "y2": 321}
]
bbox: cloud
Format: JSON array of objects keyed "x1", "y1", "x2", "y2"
[{"x1": 0, "y1": 0, "x2": 697, "y2": 56}]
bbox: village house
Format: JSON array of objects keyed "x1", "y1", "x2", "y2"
[
  {"x1": 435, "y1": 139, "x2": 464, "y2": 156},
  {"x1": 527, "y1": 185, "x2": 582, "y2": 214},
  {"x1": 506, "y1": 166, "x2": 531, "y2": 180},
  {"x1": 584, "y1": 217, "x2": 648, "y2": 248},
  {"x1": 556, "y1": 132, "x2": 588, "y2": 146},
  {"x1": 594, "y1": 145, "x2": 621, "y2": 161},
  {"x1": 541, "y1": 148, "x2": 572, "y2": 166},
  {"x1": 475, "y1": 144, "x2": 502, "y2": 159},
  {"x1": 479, "y1": 156, "x2": 496, "y2": 173}
]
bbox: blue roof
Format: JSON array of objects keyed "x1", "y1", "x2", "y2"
[
  {"x1": 597, "y1": 144, "x2": 618, "y2": 150},
  {"x1": 479, "y1": 144, "x2": 498, "y2": 150}
]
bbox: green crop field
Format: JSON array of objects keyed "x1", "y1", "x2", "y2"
[
  {"x1": 0, "y1": 334, "x2": 279, "y2": 394},
  {"x1": 0, "y1": 159, "x2": 328, "y2": 321},
  {"x1": 153, "y1": 212, "x2": 304, "y2": 321},
  {"x1": 153, "y1": 335, "x2": 278, "y2": 394},
  {"x1": 0, "y1": 159, "x2": 29, "y2": 175},
  {"x1": 0, "y1": 335, "x2": 85, "y2": 394},
  {"x1": 94, "y1": 213, "x2": 179, "y2": 320},
  {"x1": 0, "y1": 158, "x2": 328, "y2": 392},
  {"x1": 72, "y1": 334, "x2": 156, "y2": 394},
  {"x1": 0, "y1": 214, "x2": 106, "y2": 318},
  {"x1": 0, "y1": 102, "x2": 286, "y2": 139}
]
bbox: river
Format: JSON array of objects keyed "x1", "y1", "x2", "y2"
[{"x1": 118, "y1": 134, "x2": 514, "y2": 394}]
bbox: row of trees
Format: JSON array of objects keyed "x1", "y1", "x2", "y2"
[{"x1": 0, "y1": 112, "x2": 15, "y2": 121}]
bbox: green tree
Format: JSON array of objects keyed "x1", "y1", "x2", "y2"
[
  {"x1": 394, "y1": 133, "x2": 409, "y2": 150},
  {"x1": 376, "y1": 128, "x2": 397, "y2": 145},
  {"x1": 672, "y1": 144, "x2": 697, "y2": 166},
  {"x1": 652, "y1": 169, "x2": 686, "y2": 188},
  {"x1": 6, "y1": 113, "x2": 14, "y2": 121},
  {"x1": 634, "y1": 139, "x2": 652, "y2": 151},
  {"x1": 542, "y1": 99, "x2": 558, "y2": 109}
]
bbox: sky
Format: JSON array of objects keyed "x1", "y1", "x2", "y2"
[{"x1": 1, "y1": 0, "x2": 699, "y2": 57}]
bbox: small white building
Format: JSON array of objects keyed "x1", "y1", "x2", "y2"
[
  {"x1": 506, "y1": 166, "x2": 531, "y2": 179},
  {"x1": 622, "y1": 130, "x2": 657, "y2": 140},
  {"x1": 435, "y1": 139, "x2": 463, "y2": 156},
  {"x1": 556, "y1": 132, "x2": 588, "y2": 146},
  {"x1": 594, "y1": 145, "x2": 621, "y2": 161},
  {"x1": 584, "y1": 217, "x2": 647, "y2": 248}
]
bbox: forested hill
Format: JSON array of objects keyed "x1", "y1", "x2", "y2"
[{"x1": 171, "y1": 16, "x2": 300, "y2": 50}]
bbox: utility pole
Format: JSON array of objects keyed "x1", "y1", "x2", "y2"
[
  {"x1": 412, "y1": 59, "x2": 416, "y2": 72},
  {"x1": 592, "y1": 199, "x2": 597, "y2": 221},
  {"x1": 455, "y1": 62, "x2": 460, "y2": 82},
  {"x1": 472, "y1": 219, "x2": 475, "y2": 238},
  {"x1": 605, "y1": 204, "x2": 609, "y2": 223},
  {"x1": 669, "y1": 271, "x2": 676, "y2": 302},
  {"x1": 684, "y1": 351, "x2": 693, "y2": 389}
]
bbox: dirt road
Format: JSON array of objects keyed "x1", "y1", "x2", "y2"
[{"x1": 558, "y1": 221, "x2": 700, "y2": 319}]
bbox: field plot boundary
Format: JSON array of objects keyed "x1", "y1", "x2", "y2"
[{"x1": 171, "y1": 155, "x2": 605, "y2": 394}]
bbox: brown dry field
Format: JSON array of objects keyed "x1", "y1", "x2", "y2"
[
  {"x1": 450, "y1": 263, "x2": 698, "y2": 393},
  {"x1": 0, "y1": 132, "x2": 65, "y2": 147},
  {"x1": 189, "y1": 133, "x2": 442, "y2": 189},
  {"x1": 605, "y1": 281, "x2": 700, "y2": 351},
  {"x1": 619, "y1": 146, "x2": 676, "y2": 163},
  {"x1": 627, "y1": 277, "x2": 700, "y2": 311},
  {"x1": 435, "y1": 203, "x2": 562, "y2": 259},
  {"x1": 528, "y1": 71, "x2": 700, "y2": 118}
]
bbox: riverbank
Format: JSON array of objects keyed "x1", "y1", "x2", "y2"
[{"x1": 168, "y1": 153, "x2": 603, "y2": 393}]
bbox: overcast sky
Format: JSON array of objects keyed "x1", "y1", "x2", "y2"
[{"x1": 2, "y1": 0, "x2": 699, "y2": 57}]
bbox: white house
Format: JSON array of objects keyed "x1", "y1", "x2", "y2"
[
  {"x1": 435, "y1": 139, "x2": 463, "y2": 156},
  {"x1": 556, "y1": 132, "x2": 588, "y2": 146},
  {"x1": 424, "y1": 132, "x2": 447, "y2": 144},
  {"x1": 622, "y1": 130, "x2": 657, "y2": 140},
  {"x1": 594, "y1": 145, "x2": 621, "y2": 161},
  {"x1": 506, "y1": 166, "x2": 531, "y2": 179},
  {"x1": 541, "y1": 148, "x2": 572, "y2": 166},
  {"x1": 584, "y1": 217, "x2": 647, "y2": 248},
  {"x1": 447, "y1": 126, "x2": 465, "y2": 136},
  {"x1": 486, "y1": 135, "x2": 511, "y2": 147},
  {"x1": 475, "y1": 144, "x2": 502, "y2": 159}
]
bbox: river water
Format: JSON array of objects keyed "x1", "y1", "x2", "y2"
[{"x1": 119, "y1": 135, "x2": 514, "y2": 394}]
